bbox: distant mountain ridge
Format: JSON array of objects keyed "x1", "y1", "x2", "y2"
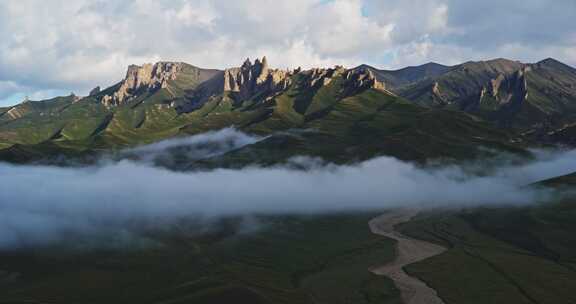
[
  {"x1": 1, "y1": 56, "x2": 575, "y2": 165},
  {"x1": 355, "y1": 62, "x2": 452, "y2": 89},
  {"x1": 361, "y1": 58, "x2": 576, "y2": 131}
]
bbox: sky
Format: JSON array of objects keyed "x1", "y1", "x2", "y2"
[{"x1": 0, "y1": 0, "x2": 575, "y2": 106}]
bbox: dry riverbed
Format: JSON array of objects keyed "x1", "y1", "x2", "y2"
[{"x1": 369, "y1": 210, "x2": 446, "y2": 304}]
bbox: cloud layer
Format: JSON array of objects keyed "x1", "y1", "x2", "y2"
[
  {"x1": 1, "y1": 129, "x2": 576, "y2": 249},
  {"x1": 0, "y1": 0, "x2": 575, "y2": 106},
  {"x1": 120, "y1": 127, "x2": 263, "y2": 166}
]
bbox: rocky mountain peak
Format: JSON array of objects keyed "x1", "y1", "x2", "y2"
[
  {"x1": 223, "y1": 57, "x2": 291, "y2": 100},
  {"x1": 241, "y1": 58, "x2": 252, "y2": 69},
  {"x1": 102, "y1": 62, "x2": 184, "y2": 107},
  {"x1": 534, "y1": 57, "x2": 576, "y2": 73}
]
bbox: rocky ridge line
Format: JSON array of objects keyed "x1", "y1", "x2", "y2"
[
  {"x1": 99, "y1": 57, "x2": 391, "y2": 110},
  {"x1": 102, "y1": 62, "x2": 184, "y2": 107}
]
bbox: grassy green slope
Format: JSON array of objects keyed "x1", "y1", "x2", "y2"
[
  {"x1": 206, "y1": 88, "x2": 526, "y2": 167},
  {"x1": 0, "y1": 96, "x2": 79, "y2": 144}
]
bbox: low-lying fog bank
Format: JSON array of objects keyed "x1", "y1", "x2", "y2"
[{"x1": 1, "y1": 129, "x2": 575, "y2": 249}]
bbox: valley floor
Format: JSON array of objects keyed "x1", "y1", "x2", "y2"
[
  {"x1": 369, "y1": 210, "x2": 446, "y2": 304},
  {"x1": 0, "y1": 213, "x2": 401, "y2": 304}
]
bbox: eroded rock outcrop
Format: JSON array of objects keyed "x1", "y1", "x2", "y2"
[
  {"x1": 299, "y1": 65, "x2": 389, "y2": 95},
  {"x1": 482, "y1": 68, "x2": 529, "y2": 107},
  {"x1": 431, "y1": 82, "x2": 448, "y2": 105},
  {"x1": 223, "y1": 56, "x2": 291, "y2": 100},
  {"x1": 102, "y1": 62, "x2": 184, "y2": 107},
  {"x1": 305, "y1": 66, "x2": 346, "y2": 87},
  {"x1": 347, "y1": 68, "x2": 388, "y2": 91},
  {"x1": 6, "y1": 107, "x2": 25, "y2": 119},
  {"x1": 465, "y1": 67, "x2": 530, "y2": 125}
]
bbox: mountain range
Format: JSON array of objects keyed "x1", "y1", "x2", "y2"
[
  {"x1": 1, "y1": 56, "x2": 576, "y2": 165},
  {"x1": 3, "y1": 56, "x2": 576, "y2": 304}
]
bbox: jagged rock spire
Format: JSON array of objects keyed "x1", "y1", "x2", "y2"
[
  {"x1": 223, "y1": 56, "x2": 291, "y2": 100},
  {"x1": 255, "y1": 56, "x2": 269, "y2": 85},
  {"x1": 242, "y1": 58, "x2": 252, "y2": 68}
]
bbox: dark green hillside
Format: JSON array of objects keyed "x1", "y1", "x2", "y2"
[
  {"x1": 397, "y1": 173, "x2": 576, "y2": 304},
  {"x1": 0, "y1": 213, "x2": 401, "y2": 304},
  {"x1": 202, "y1": 89, "x2": 526, "y2": 168}
]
